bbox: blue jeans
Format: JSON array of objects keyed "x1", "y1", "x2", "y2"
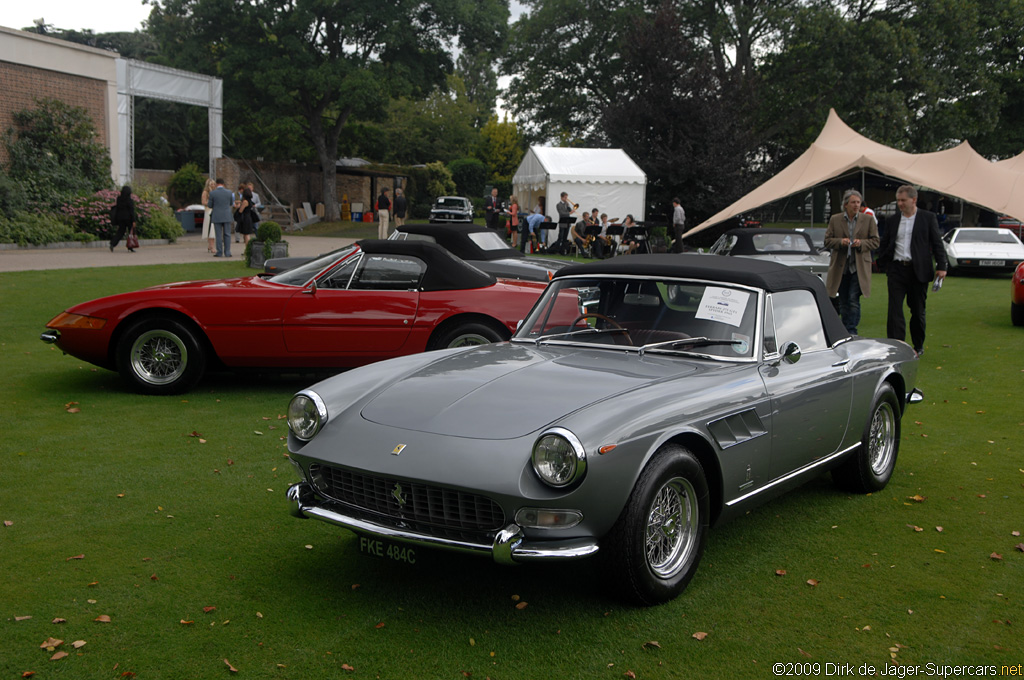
[
  {"x1": 837, "y1": 270, "x2": 861, "y2": 334},
  {"x1": 214, "y1": 222, "x2": 232, "y2": 257}
]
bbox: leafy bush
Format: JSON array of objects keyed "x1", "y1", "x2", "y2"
[
  {"x1": 448, "y1": 158, "x2": 488, "y2": 197},
  {"x1": 59, "y1": 189, "x2": 183, "y2": 242},
  {"x1": 0, "y1": 210, "x2": 78, "y2": 246},
  {"x1": 3, "y1": 98, "x2": 112, "y2": 209},
  {"x1": 256, "y1": 221, "x2": 282, "y2": 243},
  {"x1": 167, "y1": 163, "x2": 206, "y2": 207},
  {"x1": 0, "y1": 170, "x2": 28, "y2": 217},
  {"x1": 424, "y1": 161, "x2": 456, "y2": 198}
]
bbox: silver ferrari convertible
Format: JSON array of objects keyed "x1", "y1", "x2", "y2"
[{"x1": 285, "y1": 254, "x2": 922, "y2": 605}]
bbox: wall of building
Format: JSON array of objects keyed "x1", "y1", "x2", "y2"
[{"x1": 0, "y1": 26, "x2": 120, "y2": 178}]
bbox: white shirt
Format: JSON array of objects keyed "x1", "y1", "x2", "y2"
[{"x1": 895, "y1": 211, "x2": 916, "y2": 261}]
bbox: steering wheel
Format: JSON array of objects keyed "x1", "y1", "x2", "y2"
[{"x1": 571, "y1": 312, "x2": 628, "y2": 334}]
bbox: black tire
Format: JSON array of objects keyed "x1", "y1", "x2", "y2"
[
  {"x1": 602, "y1": 444, "x2": 709, "y2": 606},
  {"x1": 832, "y1": 382, "x2": 900, "y2": 493},
  {"x1": 428, "y1": 321, "x2": 506, "y2": 350},
  {"x1": 1012, "y1": 301, "x2": 1024, "y2": 327},
  {"x1": 115, "y1": 316, "x2": 207, "y2": 395}
]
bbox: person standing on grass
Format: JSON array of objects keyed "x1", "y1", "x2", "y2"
[
  {"x1": 824, "y1": 189, "x2": 879, "y2": 335},
  {"x1": 377, "y1": 187, "x2": 391, "y2": 239},
  {"x1": 876, "y1": 184, "x2": 947, "y2": 357},
  {"x1": 393, "y1": 188, "x2": 408, "y2": 228}
]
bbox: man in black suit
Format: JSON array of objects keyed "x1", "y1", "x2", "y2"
[
  {"x1": 485, "y1": 188, "x2": 501, "y2": 230},
  {"x1": 876, "y1": 185, "x2": 947, "y2": 357}
]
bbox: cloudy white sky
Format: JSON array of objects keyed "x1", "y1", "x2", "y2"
[{"x1": 4, "y1": 0, "x2": 153, "y2": 34}]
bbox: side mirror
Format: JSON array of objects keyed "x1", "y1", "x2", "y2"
[
  {"x1": 305, "y1": 278, "x2": 319, "y2": 295},
  {"x1": 781, "y1": 341, "x2": 802, "y2": 364}
]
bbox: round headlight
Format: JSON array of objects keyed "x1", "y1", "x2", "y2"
[
  {"x1": 532, "y1": 428, "x2": 586, "y2": 488},
  {"x1": 288, "y1": 391, "x2": 328, "y2": 441}
]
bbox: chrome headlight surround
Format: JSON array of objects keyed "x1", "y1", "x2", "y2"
[
  {"x1": 287, "y1": 390, "x2": 328, "y2": 441},
  {"x1": 531, "y1": 427, "x2": 587, "y2": 488}
]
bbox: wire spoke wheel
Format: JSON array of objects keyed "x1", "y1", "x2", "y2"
[
  {"x1": 130, "y1": 329, "x2": 188, "y2": 385},
  {"x1": 446, "y1": 332, "x2": 493, "y2": 348},
  {"x1": 644, "y1": 477, "x2": 698, "y2": 578},
  {"x1": 867, "y1": 400, "x2": 896, "y2": 476}
]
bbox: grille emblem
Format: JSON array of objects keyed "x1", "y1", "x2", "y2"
[
  {"x1": 391, "y1": 444, "x2": 407, "y2": 456},
  {"x1": 391, "y1": 483, "x2": 407, "y2": 508}
]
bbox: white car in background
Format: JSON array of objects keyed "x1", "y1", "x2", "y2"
[{"x1": 943, "y1": 227, "x2": 1024, "y2": 274}]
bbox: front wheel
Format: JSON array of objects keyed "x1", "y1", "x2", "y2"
[
  {"x1": 833, "y1": 382, "x2": 900, "y2": 492},
  {"x1": 115, "y1": 316, "x2": 207, "y2": 395},
  {"x1": 602, "y1": 444, "x2": 709, "y2": 606},
  {"x1": 428, "y1": 321, "x2": 506, "y2": 350},
  {"x1": 1012, "y1": 301, "x2": 1024, "y2": 327}
]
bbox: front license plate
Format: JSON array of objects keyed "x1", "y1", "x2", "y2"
[
  {"x1": 357, "y1": 535, "x2": 417, "y2": 565},
  {"x1": 980, "y1": 260, "x2": 1002, "y2": 266}
]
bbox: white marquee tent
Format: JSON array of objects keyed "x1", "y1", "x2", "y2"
[
  {"x1": 685, "y1": 109, "x2": 1024, "y2": 237},
  {"x1": 512, "y1": 147, "x2": 647, "y2": 244}
]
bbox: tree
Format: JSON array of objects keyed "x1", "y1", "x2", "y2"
[
  {"x1": 448, "y1": 158, "x2": 489, "y2": 197},
  {"x1": 477, "y1": 114, "x2": 524, "y2": 185},
  {"x1": 3, "y1": 98, "x2": 112, "y2": 208},
  {"x1": 148, "y1": 0, "x2": 509, "y2": 220},
  {"x1": 600, "y1": 1, "x2": 757, "y2": 225}
]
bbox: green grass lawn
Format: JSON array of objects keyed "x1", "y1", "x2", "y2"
[{"x1": 1, "y1": 264, "x2": 1021, "y2": 679}]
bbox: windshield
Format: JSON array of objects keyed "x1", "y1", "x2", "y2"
[
  {"x1": 513, "y1": 276, "x2": 759, "y2": 360},
  {"x1": 953, "y1": 229, "x2": 1020, "y2": 244},
  {"x1": 751, "y1": 233, "x2": 812, "y2": 253},
  {"x1": 468, "y1": 231, "x2": 514, "y2": 252},
  {"x1": 435, "y1": 198, "x2": 468, "y2": 209},
  {"x1": 267, "y1": 245, "x2": 358, "y2": 286}
]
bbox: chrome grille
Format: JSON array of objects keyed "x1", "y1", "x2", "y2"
[{"x1": 309, "y1": 464, "x2": 505, "y2": 532}]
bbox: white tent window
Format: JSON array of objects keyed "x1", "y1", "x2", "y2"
[
  {"x1": 513, "y1": 147, "x2": 647, "y2": 245},
  {"x1": 116, "y1": 59, "x2": 223, "y2": 186}
]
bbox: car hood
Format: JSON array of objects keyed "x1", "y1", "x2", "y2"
[
  {"x1": 948, "y1": 242, "x2": 1024, "y2": 258},
  {"x1": 360, "y1": 344, "x2": 699, "y2": 439},
  {"x1": 142, "y1": 276, "x2": 273, "y2": 291}
]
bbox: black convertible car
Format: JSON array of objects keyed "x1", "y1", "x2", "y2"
[{"x1": 265, "y1": 224, "x2": 567, "y2": 283}]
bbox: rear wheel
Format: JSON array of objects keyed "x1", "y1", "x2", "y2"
[
  {"x1": 602, "y1": 444, "x2": 709, "y2": 606},
  {"x1": 428, "y1": 321, "x2": 506, "y2": 350},
  {"x1": 833, "y1": 382, "x2": 900, "y2": 492},
  {"x1": 116, "y1": 316, "x2": 207, "y2": 395},
  {"x1": 1012, "y1": 301, "x2": 1024, "y2": 327}
]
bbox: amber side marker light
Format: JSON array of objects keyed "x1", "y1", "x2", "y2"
[{"x1": 47, "y1": 312, "x2": 107, "y2": 330}]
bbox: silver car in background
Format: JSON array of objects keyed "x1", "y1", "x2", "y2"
[
  {"x1": 710, "y1": 228, "x2": 830, "y2": 281},
  {"x1": 285, "y1": 255, "x2": 921, "y2": 605}
]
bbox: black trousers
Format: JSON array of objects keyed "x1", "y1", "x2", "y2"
[
  {"x1": 885, "y1": 262, "x2": 929, "y2": 352},
  {"x1": 110, "y1": 221, "x2": 129, "y2": 248}
]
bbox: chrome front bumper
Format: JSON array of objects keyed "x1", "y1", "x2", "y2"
[
  {"x1": 287, "y1": 482, "x2": 599, "y2": 565},
  {"x1": 40, "y1": 330, "x2": 60, "y2": 344}
]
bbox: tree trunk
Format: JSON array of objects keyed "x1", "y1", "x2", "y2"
[{"x1": 306, "y1": 103, "x2": 352, "y2": 222}]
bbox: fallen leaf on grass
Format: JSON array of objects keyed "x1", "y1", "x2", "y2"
[
  {"x1": 66, "y1": 554, "x2": 84, "y2": 561},
  {"x1": 775, "y1": 569, "x2": 787, "y2": 576},
  {"x1": 188, "y1": 430, "x2": 203, "y2": 438},
  {"x1": 203, "y1": 606, "x2": 217, "y2": 613},
  {"x1": 908, "y1": 494, "x2": 926, "y2": 503},
  {"x1": 52, "y1": 618, "x2": 66, "y2": 624},
  {"x1": 936, "y1": 526, "x2": 944, "y2": 532},
  {"x1": 692, "y1": 632, "x2": 708, "y2": 640},
  {"x1": 807, "y1": 579, "x2": 820, "y2": 587},
  {"x1": 94, "y1": 615, "x2": 111, "y2": 623},
  {"x1": 15, "y1": 616, "x2": 32, "y2": 621},
  {"x1": 180, "y1": 620, "x2": 194, "y2": 625},
  {"x1": 224, "y1": 659, "x2": 238, "y2": 673},
  {"x1": 72, "y1": 640, "x2": 86, "y2": 649},
  {"x1": 374, "y1": 622, "x2": 385, "y2": 629},
  {"x1": 64, "y1": 402, "x2": 80, "y2": 414},
  {"x1": 1015, "y1": 544, "x2": 1024, "y2": 552},
  {"x1": 1012, "y1": 531, "x2": 1021, "y2": 537},
  {"x1": 4, "y1": 520, "x2": 13, "y2": 527},
  {"x1": 515, "y1": 601, "x2": 528, "y2": 610},
  {"x1": 907, "y1": 524, "x2": 923, "y2": 532},
  {"x1": 642, "y1": 640, "x2": 662, "y2": 649},
  {"x1": 625, "y1": 671, "x2": 637, "y2": 679},
  {"x1": 21, "y1": 672, "x2": 35, "y2": 678},
  {"x1": 341, "y1": 663, "x2": 355, "y2": 672},
  {"x1": 934, "y1": 549, "x2": 946, "y2": 554},
  {"x1": 799, "y1": 648, "x2": 812, "y2": 657},
  {"x1": 39, "y1": 638, "x2": 63, "y2": 650},
  {"x1": 990, "y1": 552, "x2": 1003, "y2": 561},
  {"x1": 50, "y1": 651, "x2": 68, "y2": 661}
]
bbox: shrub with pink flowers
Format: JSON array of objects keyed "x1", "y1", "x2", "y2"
[{"x1": 60, "y1": 189, "x2": 182, "y2": 241}]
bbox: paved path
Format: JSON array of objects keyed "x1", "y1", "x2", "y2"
[{"x1": 0, "y1": 233, "x2": 353, "y2": 272}]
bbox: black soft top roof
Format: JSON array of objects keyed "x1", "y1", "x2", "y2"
[
  {"x1": 356, "y1": 239, "x2": 496, "y2": 291},
  {"x1": 396, "y1": 223, "x2": 523, "y2": 262},
  {"x1": 555, "y1": 254, "x2": 850, "y2": 345}
]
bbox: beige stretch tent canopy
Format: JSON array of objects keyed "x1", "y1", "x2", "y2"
[{"x1": 685, "y1": 109, "x2": 1024, "y2": 237}]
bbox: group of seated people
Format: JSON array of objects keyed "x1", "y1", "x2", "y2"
[{"x1": 505, "y1": 201, "x2": 648, "y2": 258}]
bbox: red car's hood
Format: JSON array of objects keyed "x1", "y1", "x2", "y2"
[
  {"x1": 143, "y1": 276, "x2": 273, "y2": 291},
  {"x1": 359, "y1": 344, "x2": 699, "y2": 439}
]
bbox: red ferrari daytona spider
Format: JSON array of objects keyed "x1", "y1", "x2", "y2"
[{"x1": 41, "y1": 240, "x2": 567, "y2": 394}]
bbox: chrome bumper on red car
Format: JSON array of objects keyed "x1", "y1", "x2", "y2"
[{"x1": 287, "y1": 482, "x2": 599, "y2": 565}]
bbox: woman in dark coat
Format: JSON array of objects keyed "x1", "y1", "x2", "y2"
[
  {"x1": 110, "y1": 185, "x2": 136, "y2": 252},
  {"x1": 237, "y1": 186, "x2": 257, "y2": 245}
]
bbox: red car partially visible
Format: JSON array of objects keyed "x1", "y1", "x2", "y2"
[
  {"x1": 41, "y1": 240, "x2": 570, "y2": 394},
  {"x1": 1013, "y1": 260, "x2": 1024, "y2": 326}
]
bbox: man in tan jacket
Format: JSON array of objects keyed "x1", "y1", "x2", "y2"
[{"x1": 824, "y1": 189, "x2": 879, "y2": 335}]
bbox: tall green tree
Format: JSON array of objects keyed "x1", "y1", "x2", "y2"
[
  {"x1": 477, "y1": 114, "x2": 524, "y2": 185},
  {"x1": 148, "y1": 0, "x2": 508, "y2": 219}
]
